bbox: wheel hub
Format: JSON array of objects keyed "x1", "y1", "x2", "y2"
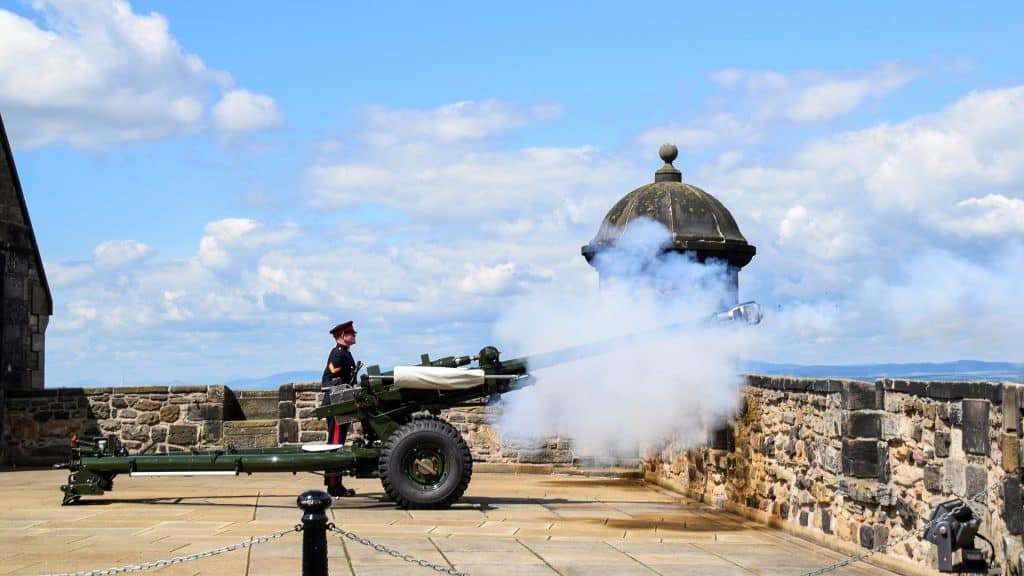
[{"x1": 404, "y1": 445, "x2": 446, "y2": 487}]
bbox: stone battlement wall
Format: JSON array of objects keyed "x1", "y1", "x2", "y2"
[
  {"x1": 645, "y1": 376, "x2": 1024, "y2": 574},
  {"x1": 0, "y1": 382, "x2": 568, "y2": 467}
]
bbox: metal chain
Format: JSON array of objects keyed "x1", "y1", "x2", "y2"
[
  {"x1": 799, "y1": 477, "x2": 1005, "y2": 576},
  {"x1": 43, "y1": 525, "x2": 302, "y2": 576},
  {"x1": 327, "y1": 523, "x2": 469, "y2": 576}
]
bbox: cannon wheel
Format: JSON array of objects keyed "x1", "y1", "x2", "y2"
[{"x1": 378, "y1": 417, "x2": 472, "y2": 509}]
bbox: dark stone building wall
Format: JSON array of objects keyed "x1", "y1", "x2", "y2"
[
  {"x1": 0, "y1": 114, "x2": 53, "y2": 468},
  {"x1": 0, "y1": 115, "x2": 51, "y2": 391}
]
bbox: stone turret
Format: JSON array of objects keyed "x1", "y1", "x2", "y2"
[{"x1": 581, "y1": 143, "x2": 755, "y2": 303}]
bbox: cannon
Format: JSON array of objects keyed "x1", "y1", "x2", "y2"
[
  {"x1": 58, "y1": 346, "x2": 530, "y2": 508},
  {"x1": 58, "y1": 302, "x2": 761, "y2": 508}
]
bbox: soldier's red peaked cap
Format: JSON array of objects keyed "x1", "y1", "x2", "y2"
[{"x1": 330, "y1": 321, "x2": 355, "y2": 336}]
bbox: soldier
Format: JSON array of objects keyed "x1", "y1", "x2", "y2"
[{"x1": 322, "y1": 320, "x2": 358, "y2": 497}]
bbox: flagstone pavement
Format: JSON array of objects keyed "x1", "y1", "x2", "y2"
[{"x1": 0, "y1": 468, "x2": 906, "y2": 575}]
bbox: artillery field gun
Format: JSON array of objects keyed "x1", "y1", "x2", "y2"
[
  {"x1": 57, "y1": 302, "x2": 763, "y2": 509},
  {"x1": 59, "y1": 346, "x2": 529, "y2": 508}
]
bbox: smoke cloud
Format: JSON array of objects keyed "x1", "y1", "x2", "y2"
[{"x1": 493, "y1": 219, "x2": 761, "y2": 459}]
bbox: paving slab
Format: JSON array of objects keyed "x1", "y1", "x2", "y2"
[{"x1": 0, "y1": 469, "x2": 906, "y2": 575}]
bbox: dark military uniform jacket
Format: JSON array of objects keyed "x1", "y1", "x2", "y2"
[{"x1": 322, "y1": 344, "x2": 356, "y2": 389}]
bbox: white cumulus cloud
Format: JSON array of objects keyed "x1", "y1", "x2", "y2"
[
  {"x1": 0, "y1": 0, "x2": 281, "y2": 148},
  {"x1": 212, "y1": 89, "x2": 284, "y2": 134},
  {"x1": 306, "y1": 102, "x2": 637, "y2": 218},
  {"x1": 710, "y1": 62, "x2": 920, "y2": 124},
  {"x1": 456, "y1": 262, "x2": 517, "y2": 295},
  {"x1": 93, "y1": 239, "x2": 154, "y2": 268}
]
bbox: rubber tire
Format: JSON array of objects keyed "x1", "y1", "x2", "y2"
[{"x1": 378, "y1": 418, "x2": 472, "y2": 509}]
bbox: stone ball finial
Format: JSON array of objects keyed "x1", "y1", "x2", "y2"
[
  {"x1": 655, "y1": 143, "x2": 681, "y2": 183},
  {"x1": 659, "y1": 143, "x2": 678, "y2": 165}
]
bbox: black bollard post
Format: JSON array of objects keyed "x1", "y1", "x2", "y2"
[{"x1": 297, "y1": 490, "x2": 332, "y2": 576}]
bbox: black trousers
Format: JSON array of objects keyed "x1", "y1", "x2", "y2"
[{"x1": 321, "y1": 388, "x2": 349, "y2": 488}]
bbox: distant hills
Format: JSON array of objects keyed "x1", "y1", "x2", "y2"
[
  {"x1": 745, "y1": 360, "x2": 1024, "y2": 383},
  {"x1": 60, "y1": 361, "x2": 1024, "y2": 389},
  {"x1": 226, "y1": 371, "x2": 320, "y2": 389}
]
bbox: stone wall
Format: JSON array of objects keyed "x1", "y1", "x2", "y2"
[
  {"x1": 1, "y1": 382, "x2": 570, "y2": 467},
  {"x1": 3, "y1": 385, "x2": 227, "y2": 466},
  {"x1": 646, "y1": 375, "x2": 1024, "y2": 574}
]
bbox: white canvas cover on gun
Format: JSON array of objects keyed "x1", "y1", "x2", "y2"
[{"x1": 393, "y1": 366, "x2": 486, "y2": 390}]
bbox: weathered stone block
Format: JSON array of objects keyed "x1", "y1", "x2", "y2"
[
  {"x1": 843, "y1": 381, "x2": 880, "y2": 410},
  {"x1": 859, "y1": 524, "x2": 874, "y2": 548},
  {"x1": 168, "y1": 385, "x2": 205, "y2": 394},
  {"x1": 151, "y1": 426, "x2": 167, "y2": 443},
  {"x1": 207, "y1": 385, "x2": 225, "y2": 403},
  {"x1": 845, "y1": 413, "x2": 881, "y2": 439},
  {"x1": 962, "y1": 399, "x2": 990, "y2": 456},
  {"x1": 839, "y1": 478, "x2": 892, "y2": 505},
  {"x1": 136, "y1": 413, "x2": 159, "y2": 425},
  {"x1": 187, "y1": 403, "x2": 222, "y2": 422},
  {"x1": 305, "y1": 419, "x2": 326, "y2": 431},
  {"x1": 882, "y1": 415, "x2": 914, "y2": 441},
  {"x1": 300, "y1": 431, "x2": 326, "y2": 443},
  {"x1": 117, "y1": 408, "x2": 137, "y2": 419},
  {"x1": 822, "y1": 445, "x2": 842, "y2": 474},
  {"x1": 203, "y1": 421, "x2": 222, "y2": 443},
  {"x1": 935, "y1": 430, "x2": 951, "y2": 458},
  {"x1": 278, "y1": 401, "x2": 295, "y2": 419},
  {"x1": 711, "y1": 426, "x2": 733, "y2": 451},
  {"x1": 1003, "y1": 434, "x2": 1020, "y2": 473},
  {"x1": 896, "y1": 498, "x2": 917, "y2": 528},
  {"x1": 279, "y1": 383, "x2": 296, "y2": 403},
  {"x1": 944, "y1": 403, "x2": 963, "y2": 426},
  {"x1": 1004, "y1": 386, "x2": 1020, "y2": 433},
  {"x1": 160, "y1": 405, "x2": 180, "y2": 423},
  {"x1": 1005, "y1": 478, "x2": 1023, "y2": 534},
  {"x1": 132, "y1": 399, "x2": 161, "y2": 411},
  {"x1": 943, "y1": 460, "x2": 965, "y2": 496},
  {"x1": 892, "y1": 463, "x2": 923, "y2": 487},
  {"x1": 842, "y1": 439, "x2": 888, "y2": 480},
  {"x1": 167, "y1": 424, "x2": 199, "y2": 445},
  {"x1": 279, "y1": 418, "x2": 298, "y2": 444},
  {"x1": 99, "y1": 420, "x2": 122, "y2": 433},
  {"x1": 88, "y1": 402, "x2": 110, "y2": 419},
  {"x1": 122, "y1": 424, "x2": 150, "y2": 442},
  {"x1": 965, "y1": 465, "x2": 988, "y2": 502},
  {"x1": 924, "y1": 465, "x2": 942, "y2": 492},
  {"x1": 874, "y1": 524, "x2": 889, "y2": 548},
  {"x1": 223, "y1": 420, "x2": 277, "y2": 448}
]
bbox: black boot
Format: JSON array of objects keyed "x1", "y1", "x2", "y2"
[{"x1": 327, "y1": 484, "x2": 356, "y2": 497}]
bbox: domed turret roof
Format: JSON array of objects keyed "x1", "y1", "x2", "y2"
[{"x1": 581, "y1": 144, "x2": 755, "y2": 268}]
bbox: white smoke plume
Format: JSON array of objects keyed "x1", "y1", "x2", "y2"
[{"x1": 493, "y1": 219, "x2": 761, "y2": 458}]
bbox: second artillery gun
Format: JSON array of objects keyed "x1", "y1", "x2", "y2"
[{"x1": 58, "y1": 302, "x2": 762, "y2": 508}]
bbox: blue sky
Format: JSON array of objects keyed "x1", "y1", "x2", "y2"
[{"x1": 2, "y1": 1, "x2": 1023, "y2": 386}]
